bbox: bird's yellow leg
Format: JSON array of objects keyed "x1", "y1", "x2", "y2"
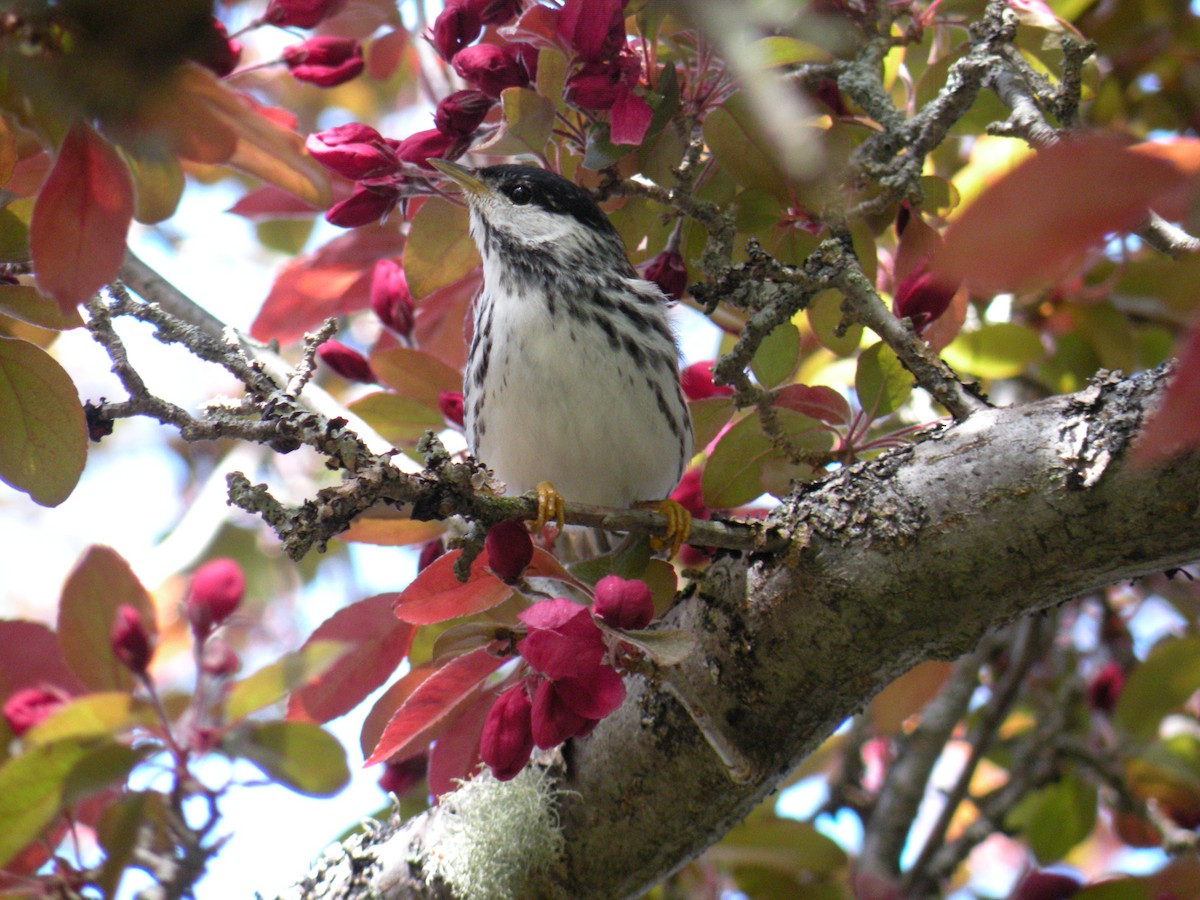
[
  {"x1": 639, "y1": 499, "x2": 692, "y2": 558},
  {"x1": 532, "y1": 481, "x2": 566, "y2": 534}
]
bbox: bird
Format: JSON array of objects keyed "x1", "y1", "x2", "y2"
[{"x1": 428, "y1": 159, "x2": 693, "y2": 554}]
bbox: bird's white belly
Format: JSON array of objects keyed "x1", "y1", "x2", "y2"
[{"x1": 467, "y1": 298, "x2": 683, "y2": 508}]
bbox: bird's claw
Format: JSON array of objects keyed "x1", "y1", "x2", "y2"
[
  {"x1": 642, "y1": 498, "x2": 692, "y2": 558},
  {"x1": 532, "y1": 481, "x2": 565, "y2": 534}
]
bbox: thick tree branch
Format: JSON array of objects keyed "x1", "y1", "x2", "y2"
[{"x1": 291, "y1": 365, "x2": 1200, "y2": 899}]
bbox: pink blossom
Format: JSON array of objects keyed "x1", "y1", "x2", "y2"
[
  {"x1": 306, "y1": 124, "x2": 400, "y2": 180},
  {"x1": 592, "y1": 575, "x2": 653, "y2": 630}
]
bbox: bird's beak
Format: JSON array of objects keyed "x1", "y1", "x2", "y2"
[{"x1": 429, "y1": 159, "x2": 490, "y2": 199}]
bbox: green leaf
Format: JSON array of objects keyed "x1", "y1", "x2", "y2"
[
  {"x1": 58, "y1": 545, "x2": 157, "y2": 692},
  {"x1": 0, "y1": 335, "x2": 87, "y2": 506},
  {"x1": 0, "y1": 198, "x2": 32, "y2": 262},
  {"x1": 0, "y1": 284, "x2": 84, "y2": 329},
  {"x1": 1005, "y1": 773, "x2": 1096, "y2": 863},
  {"x1": 582, "y1": 122, "x2": 627, "y2": 169},
  {"x1": 702, "y1": 414, "x2": 774, "y2": 508},
  {"x1": 711, "y1": 814, "x2": 847, "y2": 880},
  {"x1": 569, "y1": 536, "x2": 651, "y2": 585},
  {"x1": 941, "y1": 322, "x2": 1045, "y2": 379},
  {"x1": 230, "y1": 720, "x2": 349, "y2": 797},
  {"x1": 477, "y1": 88, "x2": 556, "y2": 157},
  {"x1": 688, "y1": 396, "x2": 735, "y2": 451},
  {"x1": 855, "y1": 342, "x2": 913, "y2": 419},
  {"x1": 605, "y1": 626, "x2": 694, "y2": 667},
  {"x1": 226, "y1": 641, "x2": 350, "y2": 722},
  {"x1": 1115, "y1": 636, "x2": 1200, "y2": 740},
  {"x1": 24, "y1": 692, "x2": 145, "y2": 746},
  {"x1": 751, "y1": 322, "x2": 801, "y2": 389},
  {"x1": 402, "y1": 198, "x2": 479, "y2": 299},
  {"x1": 0, "y1": 739, "x2": 141, "y2": 868},
  {"x1": 749, "y1": 36, "x2": 832, "y2": 67},
  {"x1": 96, "y1": 791, "x2": 166, "y2": 898},
  {"x1": 806, "y1": 290, "x2": 861, "y2": 356},
  {"x1": 370, "y1": 347, "x2": 462, "y2": 409},
  {"x1": 703, "y1": 93, "x2": 788, "y2": 200},
  {"x1": 348, "y1": 391, "x2": 445, "y2": 447},
  {"x1": 1074, "y1": 880, "x2": 1152, "y2": 900}
]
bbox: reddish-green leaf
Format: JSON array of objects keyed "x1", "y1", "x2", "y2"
[
  {"x1": 403, "y1": 198, "x2": 479, "y2": 299},
  {"x1": 370, "y1": 347, "x2": 463, "y2": 409},
  {"x1": 750, "y1": 322, "x2": 801, "y2": 389},
  {"x1": 29, "y1": 122, "x2": 134, "y2": 311},
  {"x1": 0, "y1": 336, "x2": 87, "y2": 507},
  {"x1": 0, "y1": 285, "x2": 84, "y2": 330},
  {"x1": 287, "y1": 594, "x2": 416, "y2": 724},
  {"x1": 231, "y1": 721, "x2": 349, "y2": 797},
  {"x1": 226, "y1": 641, "x2": 349, "y2": 722},
  {"x1": 347, "y1": 391, "x2": 445, "y2": 447},
  {"x1": 1134, "y1": 325, "x2": 1200, "y2": 467},
  {"x1": 57, "y1": 546, "x2": 156, "y2": 692},
  {"x1": 689, "y1": 396, "x2": 736, "y2": 451},
  {"x1": 702, "y1": 414, "x2": 774, "y2": 508},
  {"x1": 392, "y1": 549, "x2": 514, "y2": 625},
  {"x1": 0, "y1": 620, "x2": 86, "y2": 698},
  {"x1": 475, "y1": 87, "x2": 555, "y2": 157},
  {"x1": 365, "y1": 648, "x2": 504, "y2": 765},
  {"x1": 702, "y1": 93, "x2": 788, "y2": 201},
  {"x1": 360, "y1": 665, "x2": 433, "y2": 759},
  {"x1": 335, "y1": 516, "x2": 446, "y2": 548},
  {"x1": 426, "y1": 689, "x2": 494, "y2": 798},
  {"x1": 941, "y1": 323, "x2": 1044, "y2": 380},
  {"x1": 25, "y1": 693, "x2": 145, "y2": 747},
  {"x1": 1115, "y1": 636, "x2": 1200, "y2": 739},
  {"x1": 773, "y1": 384, "x2": 851, "y2": 427},
  {"x1": 937, "y1": 135, "x2": 1192, "y2": 294},
  {"x1": 1005, "y1": 772, "x2": 1096, "y2": 863}
]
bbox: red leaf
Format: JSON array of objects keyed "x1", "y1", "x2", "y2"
[
  {"x1": 936, "y1": 135, "x2": 1191, "y2": 294},
  {"x1": 524, "y1": 547, "x2": 589, "y2": 590},
  {"x1": 228, "y1": 185, "x2": 324, "y2": 220},
  {"x1": 30, "y1": 123, "x2": 134, "y2": 312},
  {"x1": 773, "y1": 384, "x2": 851, "y2": 427},
  {"x1": 392, "y1": 549, "x2": 513, "y2": 625},
  {"x1": 250, "y1": 226, "x2": 405, "y2": 343},
  {"x1": 287, "y1": 594, "x2": 415, "y2": 724},
  {"x1": 364, "y1": 648, "x2": 504, "y2": 765},
  {"x1": 426, "y1": 688, "x2": 495, "y2": 798},
  {"x1": 410, "y1": 270, "x2": 480, "y2": 372},
  {"x1": 360, "y1": 665, "x2": 432, "y2": 759},
  {"x1": 610, "y1": 89, "x2": 653, "y2": 146},
  {"x1": 1134, "y1": 323, "x2": 1200, "y2": 467},
  {"x1": 57, "y1": 546, "x2": 156, "y2": 692},
  {"x1": 0, "y1": 621, "x2": 87, "y2": 699}
]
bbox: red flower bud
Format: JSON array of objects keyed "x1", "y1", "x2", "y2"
[
  {"x1": 191, "y1": 18, "x2": 242, "y2": 77},
  {"x1": 326, "y1": 181, "x2": 401, "y2": 227},
  {"x1": 485, "y1": 520, "x2": 533, "y2": 583},
  {"x1": 469, "y1": 0, "x2": 523, "y2": 25},
  {"x1": 592, "y1": 575, "x2": 653, "y2": 630},
  {"x1": 680, "y1": 361, "x2": 733, "y2": 401},
  {"x1": 439, "y1": 390, "x2": 465, "y2": 427},
  {"x1": 430, "y1": 0, "x2": 481, "y2": 62},
  {"x1": 2, "y1": 685, "x2": 70, "y2": 736},
  {"x1": 283, "y1": 36, "x2": 364, "y2": 88},
  {"x1": 418, "y1": 538, "x2": 446, "y2": 573},
  {"x1": 452, "y1": 43, "x2": 531, "y2": 98},
  {"x1": 481, "y1": 685, "x2": 534, "y2": 780},
  {"x1": 188, "y1": 558, "x2": 246, "y2": 638},
  {"x1": 200, "y1": 638, "x2": 240, "y2": 677},
  {"x1": 370, "y1": 259, "x2": 415, "y2": 339},
  {"x1": 395, "y1": 128, "x2": 466, "y2": 170},
  {"x1": 1087, "y1": 661, "x2": 1125, "y2": 713},
  {"x1": 557, "y1": 0, "x2": 627, "y2": 62},
  {"x1": 306, "y1": 123, "x2": 400, "y2": 180},
  {"x1": 378, "y1": 754, "x2": 427, "y2": 795},
  {"x1": 531, "y1": 678, "x2": 590, "y2": 748},
  {"x1": 111, "y1": 604, "x2": 153, "y2": 675},
  {"x1": 1009, "y1": 870, "x2": 1082, "y2": 900},
  {"x1": 670, "y1": 467, "x2": 709, "y2": 520},
  {"x1": 643, "y1": 249, "x2": 687, "y2": 300},
  {"x1": 434, "y1": 90, "x2": 494, "y2": 137},
  {"x1": 265, "y1": 0, "x2": 346, "y2": 28},
  {"x1": 892, "y1": 259, "x2": 958, "y2": 334},
  {"x1": 318, "y1": 340, "x2": 376, "y2": 383}
]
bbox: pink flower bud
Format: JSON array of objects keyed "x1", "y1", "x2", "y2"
[
  {"x1": 378, "y1": 754, "x2": 427, "y2": 794},
  {"x1": 283, "y1": 36, "x2": 365, "y2": 88},
  {"x1": 452, "y1": 43, "x2": 531, "y2": 98},
  {"x1": 2, "y1": 685, "x2": 70, "y2": 736},
  {"x1": 265, "y1": 0, "x2": 346, "y2": 28},
  {"x1": 318, "y1": 340, "x2": 376, "y2": 383},
  {"x1": 892, "y1": 259, "x2": 958, "y2": 334},
  {"x1": 680, "y1": 361, "x2": 733, "y2": 401},
  {"x1": 326, "y1": 181, "x2": 401, "y2": 227},
  {"x1": 518, "y1": 599, "x2": 606, "y2": 679},
  {"x1": 395, "y1": 128, "x2": 466, "y2": 170},
  {"x1": 468, "y1": 0, "x2": 523, "y2": 26},
  {"x1": 1010, "y1": 870, "x2": 1082, "y2": 900},
  {"x1": 434, "y1": 90, "x2": 494, "y2": 137},
  {"x1": 306, "y1": 123, "x2": 400, "y2": 180},
  {"x1": 188, "y1": 558, "x2": 246, "y2": 638},
  {"x1": 1087, "y1": 662, "x2": 1125, "y2": 713},
  {"x1": 643, "y1": 249, "x2": 687, "y2": 300},
  {"x1": 485, "y1": 520, "x2": 533, "y2": 584},
  {"x1": 439, "y1": 390, "x2": 465, "y2": 427},
  {"x1": 200, "y1": 638, "x2": 240, "y2": 677},
  {"x1": 480, "y1": 685, "x2": 534, "y2": 780},
  {"x1": 430, "y1": 0, "x2": 481, "y2": 62},
  {"x1": 370, "y1": 259, "x2": 415, "y2": 339},
  {"x1": 111, "y1": 604, "x2": 153, "y2": 675},
  {"x1": 556, "y1": 0, "x2": 627, "y2": 62},
  {"x1": 592, "y1": 575, "x2": 653, "y2": 630}
]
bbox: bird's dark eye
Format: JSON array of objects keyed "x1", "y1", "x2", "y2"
[{"x1": 507, "y1": 184, "x2": 532, "y2": 205}]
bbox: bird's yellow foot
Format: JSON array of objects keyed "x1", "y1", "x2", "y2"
[
  {"x1": 532, "y1": 481, "x2": 565, "y2": 534},
  {"x1": 639, "y1": 498, "x2": 692, "y2": 558}
]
